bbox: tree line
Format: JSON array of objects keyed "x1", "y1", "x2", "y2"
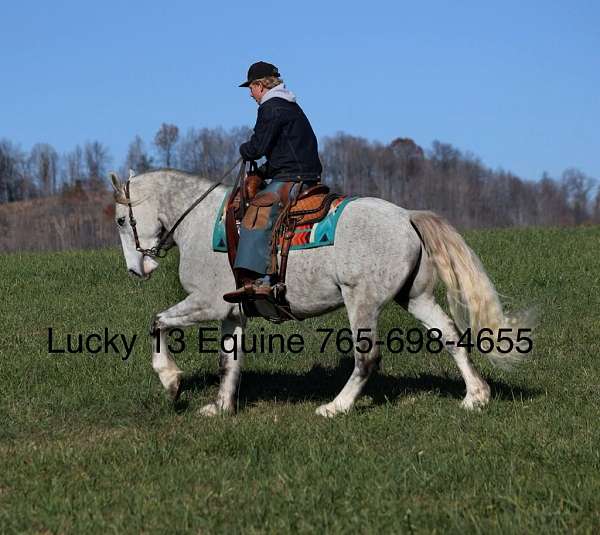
[{"x1": 1, "y1": 123, "x2": 598, "y2": 229}]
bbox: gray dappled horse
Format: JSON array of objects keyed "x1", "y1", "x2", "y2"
[{"x1": 111, "y1": 169, "x2": 534, "y2": 417}]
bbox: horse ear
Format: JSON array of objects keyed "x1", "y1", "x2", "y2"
[{"x1": 109, "y1": 171, "x2": 122, "y2": 193}]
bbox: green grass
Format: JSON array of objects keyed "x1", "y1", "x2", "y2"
[{"x1": 1, "y1": 226, "x2": 599, "y2": 534}]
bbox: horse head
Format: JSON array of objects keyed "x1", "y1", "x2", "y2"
[{"x1": 110, "y1": 171, "x2": 162, "y2": 279}]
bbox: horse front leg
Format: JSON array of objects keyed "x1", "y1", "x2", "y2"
[
  {"x1": 199, "y1": 318, "x2": 245, "y2": 416},
  {"x1": 151, "y1": 328, "x2": 184, "y2": 400},
  {"x1": 150, "y1": 293, "x2": 230, "y2": 401}
]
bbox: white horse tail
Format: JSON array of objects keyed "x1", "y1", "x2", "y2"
[{"x1": 409, "y1": 210, "x2": 535, "y2": 369}]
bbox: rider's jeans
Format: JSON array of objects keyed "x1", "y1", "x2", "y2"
[{"x1": 233, "y1": 180, "x2": 314, "y2": 276}]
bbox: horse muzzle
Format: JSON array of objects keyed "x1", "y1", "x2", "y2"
[
  {"x1": 143, "y1": 255, "x2": 159, "y2": 275},
  {"x1": 128, "y1": 268, "x2": 150, "y2": 280},
  {"x1": 127, "y1": 255, "x2": 158, "y2": 280}
]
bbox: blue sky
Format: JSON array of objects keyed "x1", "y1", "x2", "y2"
[{"x1": 1, "y1": 0, "x2": 598, "y2": 181}]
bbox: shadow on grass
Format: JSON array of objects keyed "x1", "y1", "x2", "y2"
[{"x1": 175, "y1": 356, "x2": 541, "y2": 411}]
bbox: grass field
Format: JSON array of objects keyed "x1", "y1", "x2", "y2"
[{"x1": 1, "y1": 226, "x2": 599, "y2": 533}]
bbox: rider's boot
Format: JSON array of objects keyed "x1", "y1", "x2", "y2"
[
  {"x1": 223, "y1": 271, "x2": 274, "y2": 303},
  {"x1": 252, "y1": 275, "x2": 274, "y2": 299}
]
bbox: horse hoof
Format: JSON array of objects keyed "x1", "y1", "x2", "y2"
[
  {"x1": 316, "y1": 403, "x2": 343, "y2": 418},
  {"x1": 168, "y1": 379, "x2": 182, "y2": 402},
  {"x1": 460, "y1": 392, "x2": 490, "y2": 411},
  {"x1": 156, "y1": 370, "x2": 182, "y2": 400},
  {"x1": 461, "y1": 383, "x2": 491, "y2": 410},
  {"x1": 149, "y1": 316, "x2": 159, "y2": 336},
  {"x1": 199, "y1": 402, "x2": 233, "y2": 417}
]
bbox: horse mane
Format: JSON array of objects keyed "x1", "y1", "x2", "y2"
[
  {"x1": 113, "y1": 168, "x2": 218, "y2": 206},
  {"x1": 152, "y1": 167, "x2": 205, "y2": 178}
]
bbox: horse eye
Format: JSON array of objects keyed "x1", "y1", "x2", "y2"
[{"x1": 117, "y1": 216, "x2": 126, "y2": 227}]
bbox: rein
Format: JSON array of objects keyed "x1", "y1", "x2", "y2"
[{"x1": 125, "y1": 158, "x2": 244, "y2": 258}]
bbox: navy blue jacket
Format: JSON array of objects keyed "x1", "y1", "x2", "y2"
[{"x1": 240, "y1": 97, "x2": 322, "y2": 181}]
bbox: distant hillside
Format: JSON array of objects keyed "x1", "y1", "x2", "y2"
[
  {"x1": 0, "y1": 189, "x2": 117, "y2": 252},
  {"x1": 2, "y1": 129, "x2": 598, "y2": 238}
]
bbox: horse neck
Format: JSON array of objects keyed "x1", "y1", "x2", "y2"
[
  {"x1": 147, "y1": 170, "x2": 226, "y2": 252},
  {"x1": 153, "y1": 171, "x2": 218, "y2": 231}
]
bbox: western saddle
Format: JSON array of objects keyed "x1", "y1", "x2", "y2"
[{"x1": 225, "y1": 166, "x2": 340, "y2": 322}]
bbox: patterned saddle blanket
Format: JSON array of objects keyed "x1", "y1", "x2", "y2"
[{"x1": 212, "y1": 189, "x2": 355, "y2": 252}]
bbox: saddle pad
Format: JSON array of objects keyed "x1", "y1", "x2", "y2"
[{"x1": 212, "y1": 189, "x2": 356, "y2": 252}]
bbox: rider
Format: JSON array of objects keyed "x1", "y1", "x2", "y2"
[{"x1": 223, "y1": 61, "x2": 322, "y2": 303}]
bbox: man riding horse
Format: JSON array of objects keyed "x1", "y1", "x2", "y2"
[{"x1": 222, "y1": 61, "x2": 323, "y2": 303}]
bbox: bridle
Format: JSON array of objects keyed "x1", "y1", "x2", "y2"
[{"x1": 123, "y1": 158, "x2": 245, "y2": 258}]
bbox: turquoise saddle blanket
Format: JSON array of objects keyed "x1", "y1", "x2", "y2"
[{"x1": 212, "y1": 189, "x2": 356, "y2": 252}]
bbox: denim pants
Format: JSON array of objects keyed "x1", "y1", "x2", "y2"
[{"x1": 234, "y1": 180, "x2": 314, "y2": 276}]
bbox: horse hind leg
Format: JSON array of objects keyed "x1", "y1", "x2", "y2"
[
  {"x1": 199, "y1": 318, "x2": 244, "y2": 416},
  {"x1": 406, "y1": 293, "x2": 491, "y2": 409},
  {"x1": 316, "y1": 286, "x2": 382, "y2": 417}
]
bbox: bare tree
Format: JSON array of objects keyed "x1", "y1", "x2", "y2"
[
  {"x1": 0, "y1": 140, "x2": 31, "y2": 202},
  {"x1": 177, "y1": 126, "x2": 252, "y2": 179},
  {"x1": 592, "y1": 186, "x2": 600, "y2": 224},
  {"x1": 321, "y1": 133, "x2": 379, "y2": 195},
  {"x1": 63, "y1": 145, "x2": 85, "y2": 186},
  {"x1": 0, "y1": 140, "x2": 20, "y2": 203},
  {"x1": 125, "y1": 135, "x2": 153, "y2": 174},
  {"x1": 154, "y1": 123, "x2": 179, "y2": 167},
  {"x1": 535, "y1": 173, "x2": 570, "y2": 226},
  {"x1": 84, "y1": 141, "x2": 111, "y2": 189},
  {"x1": 386, "y1": 137, "x2": 425, "y2": 206},
  {"x1": 561, "y1": 168, "x2": 595, "y2": 225},
  {"x1": 389, "y1": 138, "x2": 424, "y2": 177},
  {"x1": 29, "y1": 143, "x2": 58, "y2": 196},
  {"x1": 177, "y1": 128, "x2": 204, "y2": 173},
  {"x1": 429, "y1": 141, "x2": 461, "y2": 174}
]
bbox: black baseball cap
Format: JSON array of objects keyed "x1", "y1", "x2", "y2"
[{"x1": 239, "y1": 61, "x2": 280, "y2": 87}]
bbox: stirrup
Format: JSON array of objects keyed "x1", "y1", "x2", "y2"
[
  {"x1": 222, "y1": 281, "x2": 255, "y2": 303},
  {"x1": 223, "y1": 280, "x2": 277, "y2": 303},
  {"x1": 253, "y1": 284, "x2": 274, "y2": 300}
]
